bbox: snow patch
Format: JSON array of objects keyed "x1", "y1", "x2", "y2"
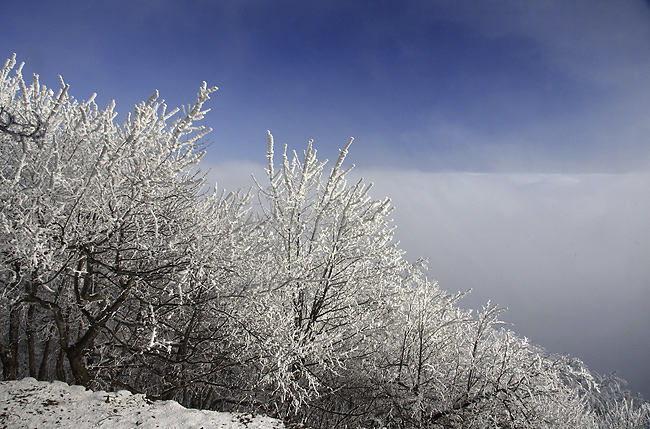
[{"x1": 0, "y1": 378, "x2": 286, "y2": 429}]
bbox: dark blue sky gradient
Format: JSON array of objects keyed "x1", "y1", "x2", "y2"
[{"x1": 4, "y1": 0, "x2": 649, "y2": 171}]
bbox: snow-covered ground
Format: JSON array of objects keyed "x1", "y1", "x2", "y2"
[{"x1": 0, "y1": 378, "x2": 286, "y2": 428}]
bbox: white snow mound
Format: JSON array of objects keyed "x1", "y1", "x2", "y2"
[{"x1": 0, "y1": 377, "x2": 286, "y2": 428}]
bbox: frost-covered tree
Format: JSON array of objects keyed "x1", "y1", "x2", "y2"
[
  {"x1": 95, "y1": 187, "x2": 254, "y2": 401},
  {"x1": 0, "y1": 54, "x2": 249, "y2": 392},
  {"x1": 292, "y1": 266, "x2": 649, "y2": 428},
  {"x1": 236, "y1": 132, "x2": 407, "y2": 412},
  {"x1": 354, "y1": 273, "x2": 648, "y2": 429}
]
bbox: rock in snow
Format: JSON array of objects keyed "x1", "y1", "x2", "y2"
[{"x1": 0, "y1": 378, "x2": 286, "y2": 428}]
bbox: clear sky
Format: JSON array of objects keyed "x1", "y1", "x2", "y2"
[{"x1": 3, "y1": 0, "x2": 649, "y2": 397}]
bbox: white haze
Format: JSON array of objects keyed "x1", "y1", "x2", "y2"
[{"x1": 362, "y1": 168, "x2": 650, "y2": 398}]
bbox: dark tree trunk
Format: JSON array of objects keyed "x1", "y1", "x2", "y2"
[
  {"x1": 0, "y1": 305, "x2": 22, "y2": 380},
  {"x1": 56, "y1": 347, "x2": 65, "y2": 381},
  {"x1": 66, "y1": 349, "x2": 92, "y2": 387},
  {"x1": 27, "y1": 305, "x2": 36, "y2": 377},
  {"x1": 38, "y1": 338, "x2": 53, "y2": 380},
  {"x1": 65, "y1": 277, "x2": 133, "y2": 387}
]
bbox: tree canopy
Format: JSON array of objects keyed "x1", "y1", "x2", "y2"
[{"x1": 1, "y1": 54, "x2": 647, "y2": 428}]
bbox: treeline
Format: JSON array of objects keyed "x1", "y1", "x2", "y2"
[{"x1": 0, "y1": 55, "x2": 647, "y2": 428}]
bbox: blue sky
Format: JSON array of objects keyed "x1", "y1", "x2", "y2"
[
  {"x1": 3, "y1": 1, "x2": 650, "y2": 397},
  {"x1": 5, "y1": 0, "x2": 650, "y2": 172}
]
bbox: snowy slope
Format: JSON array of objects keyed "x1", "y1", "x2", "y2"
[{"x1": 0, "y1": 378, "x2": 286, "y2": 428}]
